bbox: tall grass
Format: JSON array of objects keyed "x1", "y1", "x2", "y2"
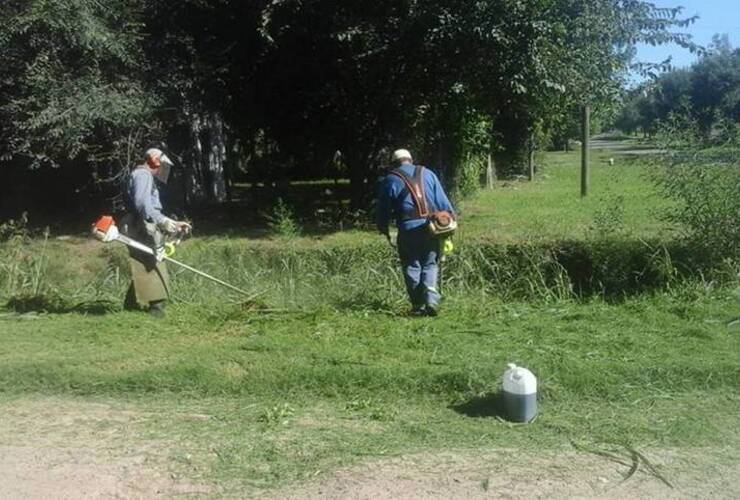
[
  {"x1": 2, "y1": 146, "x2": 737, "y2": 312},
  {"x1": 3, "y1": 232, "x2": 735, "y2": 315}
]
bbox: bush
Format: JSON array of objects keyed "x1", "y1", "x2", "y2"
[
  {"x1": 266, "y1": 198, "x2": 301, "y2": 238},
  {"x1": 590, "y1": 193, "x2": 625, "y2": 237},
  {"x1": 651, "y1": 142, "x2": 740, "y2": 263},
  {"x1": 455, "y1": 154, "x2": 487, "y2": 200}
]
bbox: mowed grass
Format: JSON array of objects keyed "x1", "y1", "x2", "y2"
[
  {"x1": 0, "y1": 289, "x2": 738, "y2": 489},
  {"x1": 0, "y1": 146, "x2": 738, "y2": 491},
  {"x1": 460, "y1": 148, "x2": 675, "y2": 242}
]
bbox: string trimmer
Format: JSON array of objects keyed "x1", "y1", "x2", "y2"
[{"x1": 92, "y1": 215, "x2": 252, "y2": 297}]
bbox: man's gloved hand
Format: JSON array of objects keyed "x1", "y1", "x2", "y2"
[
  {"x1": 158, "y1": 217, "x2": 192, "y2": 235},
  {"x1": 157, "y1": 217, "x2": 178, "y2": 234},
  {"x1": 177, "y1": 220, "x2": 193, "y2": 235},
  {"x1": 443, "y1": 238, "x2": 454, "y2": 255}
]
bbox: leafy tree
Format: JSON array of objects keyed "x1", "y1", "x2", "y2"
[
  {"x1": 0, "y1": 0, "x2": 704, "y2": 219},
  {"x1": 614, "y1": 34, "x2": 739, "y2": 141},
  {"x1": 425, "y1": 1, "x2": 699, "y2": 176},
  {"x1": 0, "y1": 0, "x2": 154, "y2": 168},
  {"x1": 689, "y1": 35, "x2": 740, "y2": 135}
]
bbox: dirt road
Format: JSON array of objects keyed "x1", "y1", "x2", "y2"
[{"x1": 1, "y1": 396, "x2": 737, "y2": 499}]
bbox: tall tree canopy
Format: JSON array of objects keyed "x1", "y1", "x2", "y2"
[{"x1": 0, "y1": 0, "x2": 700, "y2": 218}]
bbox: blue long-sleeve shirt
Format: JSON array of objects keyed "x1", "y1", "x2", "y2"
[
  {"x1": 376, "y1": 162, "x2": 455, "y2": 233},
  {"x1": 128, "y1": 167, "x2": 166, "y2": 224}
]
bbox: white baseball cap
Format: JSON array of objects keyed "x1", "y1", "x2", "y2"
[{"x1": 391, "y1": 149, "x2": 412, "y2": 162}]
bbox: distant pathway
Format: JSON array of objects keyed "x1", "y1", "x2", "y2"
[{"x1": 589, "y1": 135, "x2": 667, "y2": 156}]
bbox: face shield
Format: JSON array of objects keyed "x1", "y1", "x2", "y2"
[{"x1": 155, "y1": 154, "x2": 174, "y2": 184}]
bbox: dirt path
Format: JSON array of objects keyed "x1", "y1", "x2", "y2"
[
  {"x1": 589, "y1": 137, "x2": 667, "y2": 156},
  {"x1": 0, "y1": 397, "x2": 212, "y2": 499},
  {"x1": 276, "y1": 448, "x2": 739, "y2": 499},
  {"x1": 0, "y1": 396, "x2": 737, "y2": 499}
]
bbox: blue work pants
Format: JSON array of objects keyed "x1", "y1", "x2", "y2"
[{"x1": 397, "y1": 225, "x2": 441, "y2": 309}]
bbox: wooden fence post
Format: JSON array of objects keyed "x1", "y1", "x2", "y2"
[{"x1": 581, "y1": 104, "x2": 590, "y2": 197}]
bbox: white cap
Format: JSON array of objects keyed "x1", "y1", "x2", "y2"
[
  {"x1": 391, "y1": 149, "x2": 412, "y2": 163},
  {"x1": 144, "y1": 148, "x2": 174, "y2": 184},
  {"x1": 145, "y1": 148, "x2": 163, "y2": 160}
]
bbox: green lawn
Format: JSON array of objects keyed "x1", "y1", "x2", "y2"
[
  {"x1": 460, "y1": 149, "x2": 675, "y2": 242},
  {"x1": 0, "y1": 147, "x2": 738, "y2": 494},
  {"x1": 1, "y1": 289, "x2": 738, "y2": 489}
]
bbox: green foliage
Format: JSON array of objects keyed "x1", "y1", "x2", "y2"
[
  {"x1": 7, "y1": 148, "x2": 737, "y2": 312},
  {"x1": 652, "y1": 145, "x2": 740, "y2": 262},
  {"x1": 0, "y1": 212, "x2": 29, "y2": 242},
  {"x1": 266, "y1": 198, "x2": 301, "y2": 238},
  {"x1": 614, "y1": 36, "x2": 740, "y2": 140},
  {"x1": 0, "y1": 0, "x2": 155, "y2": 168},
  {"x1": 0, "y1": 0, "x2": 702, "y2": 212},
  {"x1": 455, "y1": 155, "x2": 486, "y2": 200},
  {"x1": 591, "y1": 193, "x2": 626, "y2": 237},
  {"x1": 0, "y1": 222, "x2": 51, "y2": 298}
]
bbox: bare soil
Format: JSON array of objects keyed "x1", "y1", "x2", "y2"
[
  {"x1": 0, "y1": 397, "x2": 212, "y2": 499},
  {"x1": 0, "y1": 397, "x2": 737, "y2": 499},
  {"x1": 276, "y1": 448, "x2": 739, "y2": 500}
]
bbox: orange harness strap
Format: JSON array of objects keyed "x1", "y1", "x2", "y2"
[{"x1": 389, "y1": 165, "x2": 429, "y2": 219}]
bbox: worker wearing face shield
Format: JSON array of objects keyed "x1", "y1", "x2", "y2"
[{"x1": 122, "y1": 148, "x2": 191, "y2": 317}]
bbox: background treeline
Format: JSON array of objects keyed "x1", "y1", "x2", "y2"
[
  {"x1": 609, "y1": 34, "x2": 740, "y2": 265},
  {"x1": 0, "y1": 0, "x2": 697, "y2": 224},
  {"x1": 614, "y1": 34, "x2": 740, "y2": 141}
]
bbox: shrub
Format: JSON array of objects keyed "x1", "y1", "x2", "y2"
[
  {"x1": 266, "y1": 198, "x2": 301, "y2": 238},
  {"x1": 455, "y1": 154, "x2": 487, "y2": 200},
  {"x1": 591, "y1": 193, "x2": 625, "y2": 237},
  {"x1": 652, "y1": 145, "x2": 740, "y2": 263}
]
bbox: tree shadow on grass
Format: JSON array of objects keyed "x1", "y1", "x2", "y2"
[
  {"x1": 450, "y1": 391, "x2": 506, "y2": 418},
  {"x1": 6, "y1": 295, "x2": 118, "y2": 315}
]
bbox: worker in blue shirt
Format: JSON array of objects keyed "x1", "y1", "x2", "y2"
[
  {"x1": 122, "y1": 148, "x2": 190, "y2": 317},
  {"x1": 377, "y1": 149, "x2": 455, "y2": 316}
]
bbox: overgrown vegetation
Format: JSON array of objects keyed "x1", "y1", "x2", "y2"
[
  {"x1": 2, "y1": 149, "x2": 736, "y2": 312},
  {"x1": 1, "y1": 147, "x2": 739, "y2": 492},
  {"x1": 651, "y1": 142, "x2": 740, "y2": 263},
  {"x1": 266, "y1": 198, "x2": 301, "y2": 239}
]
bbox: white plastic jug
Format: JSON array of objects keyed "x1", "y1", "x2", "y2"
[{"x1": 502, "y1": 363, "x2": 537, "y2": 423}]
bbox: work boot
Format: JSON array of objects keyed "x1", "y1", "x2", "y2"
[
  {"x1": 148, "y1": 300, "x2": 166, "y2": 318},
  {"x1": 410, "y1": 303, "x2": 425, "y2": 317},
  {"x1": 123, "y1": 284, "x2": 139, "y2": 311},
  {"x1": 424, "y1": 303, "x2": 439, "y2": 317}
]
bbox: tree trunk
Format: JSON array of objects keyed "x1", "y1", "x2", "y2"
[
  {"x1": 347, "y1": 150, "x2": 372, "y2": 211},
  {"x1": 207, "y1": 113, "x2": 227, "y2": 203},
  {"x1": 435, "y1": 138, "x2": 456, "y2": 190},
  {"x1": 527, "y1": 133, "x2": 535, "y2": 181},
  {"x1": 184, "y1": 113, "x2": 205, "y2": 205},
  {"x1": 481, "y1": 153, "x2": 495, "y2": 189},
  {"x1": 581, "y1": 104, "x2": 590, "y2": 198},
  {"x1": 184, "y1": 111, "x2": 228, "y2": 206}
]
